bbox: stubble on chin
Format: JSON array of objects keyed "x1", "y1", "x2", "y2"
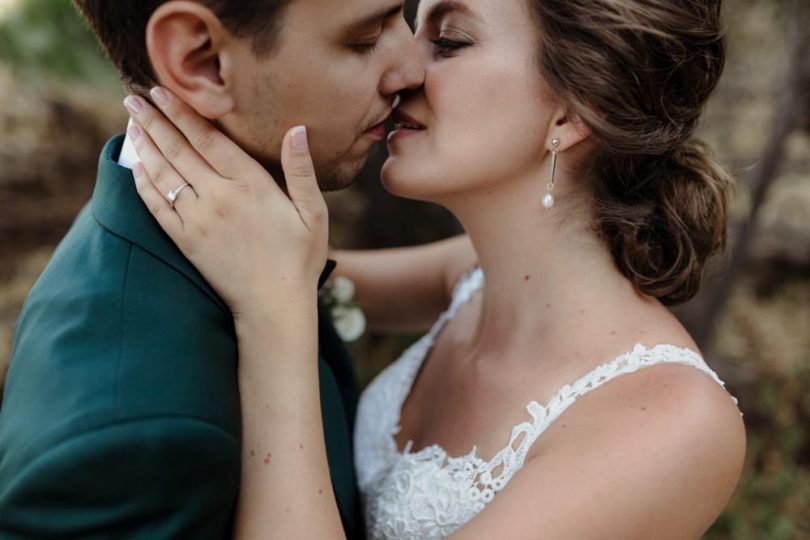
[
  {"x1": 307, "y1": 127, "x2": 376, "y2": 192},
  {"x1": 240, "y1": 117, "x2": 365, "y2": 192},
  {"x1": 258, "y1": 154, "x2": 361, "y2": 194},
  {"x1": 314, "y1": 157, "x2": 364, "y2": 192}
]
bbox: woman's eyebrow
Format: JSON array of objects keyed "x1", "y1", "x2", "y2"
[{"x1": 417, "y1": 0, "x2": 482, "y2": 33}]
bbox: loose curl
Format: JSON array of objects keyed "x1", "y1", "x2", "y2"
[{"x1": 530, "y1": 0, "x2": 734, "y2": 305}]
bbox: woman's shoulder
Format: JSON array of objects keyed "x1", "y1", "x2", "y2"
[
  {"x1": 532, "y1": 338, "x2": 746, "y2": 526},
  {"x1": 586, "y1": 344, "x2": 744, "y2": 431},
  {"x1": 576, "y1": 315, "x2": 744, "y2": 448},
  {"x1": 491, "y1": 350, "x2": 746, "y2": 538},
  {"x1": 539, "y1": 327, "x2": 743, "y2": 437}
]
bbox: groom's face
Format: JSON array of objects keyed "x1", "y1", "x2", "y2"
[{"x1": 220, "y1": 0, "x2": 424, "y2": 190}]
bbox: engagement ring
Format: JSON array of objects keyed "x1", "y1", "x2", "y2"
[{"x1": 166, "y1": 183, "x2": 192, "y2": 209}]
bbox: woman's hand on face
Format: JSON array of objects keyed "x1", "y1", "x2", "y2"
[{"x1": 124, "y1": 87, "x2": 328, "y2": 321}]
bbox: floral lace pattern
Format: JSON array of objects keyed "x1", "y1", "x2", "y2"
[{"x1": 353, "y1": 267, "x2": 741, "y2": 540}]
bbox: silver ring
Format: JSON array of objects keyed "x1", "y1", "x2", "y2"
[{"x1": 166, "y1": 183, "x2": 192, "y2": 209}]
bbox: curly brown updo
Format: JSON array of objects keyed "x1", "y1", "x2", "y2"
[{"x1": 531, "y1": 0, "x2": 733, "y2": 305}]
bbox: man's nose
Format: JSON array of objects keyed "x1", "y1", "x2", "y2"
[{"x1": 381, "y1": 29, "x2": 425, "y2": 97}]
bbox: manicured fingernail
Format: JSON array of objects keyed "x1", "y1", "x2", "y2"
[
  {"x1": 133, "y1": 162, "x2": 144, "y2": 178},
  {"x1": 291, "y1": 126, "x2": 308, "y2": 152},
  {"x1": 150, "y1": 86, "x2": 169, "y2": 108},
  {"x1": 127, "y1": 123, "x2": 142, "y2": 140},
  {"x1": 123, "y1": 95, "x2": 143, "y2": 115}
]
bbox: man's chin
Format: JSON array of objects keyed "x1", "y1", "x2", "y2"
[
  {"x1": 315, "y1": 155, "x2": 368, "y2": 192},
  {"x1": 257, "y1": 154, "x2": 364, "y2": 193}
]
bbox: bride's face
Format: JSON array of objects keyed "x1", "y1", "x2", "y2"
[{"x1": 381, "y1": 0, "x2": 559, "y2": 202}]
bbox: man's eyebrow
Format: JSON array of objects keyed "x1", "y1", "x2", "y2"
[
  {"x1": 417, "y1": 0, "x2": 481, "y2": 32},
  {"x1": 346, "y1": 2, "x2": 404, "y2": 32}
]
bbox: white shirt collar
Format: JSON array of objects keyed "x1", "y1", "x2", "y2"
[{"x1": 118, "y1": 118, "x2": 139, "y2": 170}]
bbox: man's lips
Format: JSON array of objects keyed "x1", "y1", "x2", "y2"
[
  {"x1": 364, "y1": 108, "x2": 395, "y2": 141},
  {"x1": 364, "y1": 121, "x2": 386, "y2": 141}
]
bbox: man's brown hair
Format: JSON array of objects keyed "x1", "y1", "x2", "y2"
[{"x1": 72, "y1": 0, "x2": 291, "y2": 92}]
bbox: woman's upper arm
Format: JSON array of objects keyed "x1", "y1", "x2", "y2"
[
  {"x1": 330, "y1": 235, "x2": 477, "y2": 333},
  {"x1": 449, "y1": 365, "x2": 746, "y2": 540}
]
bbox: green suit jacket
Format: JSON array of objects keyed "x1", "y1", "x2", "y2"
[{"x1": 0, "y1": 135, "x2": 363, "y2": 539}]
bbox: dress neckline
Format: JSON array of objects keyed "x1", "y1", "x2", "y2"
[
  {"x1": 388, "y1": 267, "x2": 711, "y2": 467},
  {"x1": 391, "y1": 342, "x2": 706, "y2": 464},
  {"x1": 353, "y1": 267, "x2": 739, "y2": 537}
]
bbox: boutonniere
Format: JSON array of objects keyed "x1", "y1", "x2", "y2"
[{"x1": 320, "y1": 276, "x2": 366, "y2": 342}]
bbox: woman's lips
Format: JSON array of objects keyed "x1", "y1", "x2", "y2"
[
  {"x1": 388, "y1": 109, "x2": 427, "y2": 143},
  {"x1": 386, "y1": 127, "x2": 425, "y2": 142}
]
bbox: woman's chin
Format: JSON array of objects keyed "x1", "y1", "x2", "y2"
[{"x1": 380, "y1": 158, "x2": 433, "y2": 201}]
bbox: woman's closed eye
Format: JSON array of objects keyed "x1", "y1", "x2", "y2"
[{"x1": 430, "y1": 36, "x2": 472, "y2": 57}]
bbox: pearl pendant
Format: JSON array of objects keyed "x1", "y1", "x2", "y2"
[{"x1": 542, "y1": 193, "x2": 555, "y2": 209}]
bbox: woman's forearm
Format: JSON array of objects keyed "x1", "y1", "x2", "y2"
[
  {"x1": 233, "y1": 291, "x2": 345, "y2": 540},
  {"x1": 329, "y1": 235, "x2": 476, "y2": 333}
]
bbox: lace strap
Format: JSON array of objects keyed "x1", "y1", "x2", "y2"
[
  {"x1": 485, "y1": 344, "x2": 742, "y2": 491},
  {"x1": 447, "y1": 266, "x2": 484, "y2": 315},
  {"x1": 426, "y1": 266, "x2": 484, "y2": 340}
]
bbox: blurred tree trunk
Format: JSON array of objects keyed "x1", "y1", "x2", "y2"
[
  {"x1": 690, "y1": 0, "x2": 810, "y2": 350},
  {"x1": 351, "y1": 144, "x2": 463, "y2": 250}
]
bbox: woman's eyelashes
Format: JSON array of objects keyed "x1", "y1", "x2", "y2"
[{"x1": 430, "y1": 36, "x2": 472, "y2": 57}]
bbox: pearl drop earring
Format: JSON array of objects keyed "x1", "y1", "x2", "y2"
[{"x1": 543, "y1": 137, "x2": 560, "y2": 210}]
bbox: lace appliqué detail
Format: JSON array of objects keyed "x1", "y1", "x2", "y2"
[{"x1": 353, "y1": 267, "x2": 742, "y2": 540}]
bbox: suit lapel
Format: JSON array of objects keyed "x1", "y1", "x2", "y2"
[
  {"x1": 92, "y1": 135, "x2": 230, "y2": 314},
  {"x1": 91, "y1": 134, "x2": 361, "y2": 533},
  {"x1": 92, "y1": 136, "x2": 355, "y2": 384}
]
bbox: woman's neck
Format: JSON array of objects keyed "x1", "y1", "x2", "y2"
[{"x1": 443, "y1": 175, "x2": 651, "y2": 363}]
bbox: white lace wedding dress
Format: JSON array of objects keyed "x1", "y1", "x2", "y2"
[{"x1": 353, "y1": 267, "x2": 741, "y2": 539}]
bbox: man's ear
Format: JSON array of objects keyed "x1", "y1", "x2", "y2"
[
  {"x1": 146, "y1": 0, "x2": 235, "y2": 119},
  {"x1": 547, "y1": 107, "x2": 592, "y2": 153}
]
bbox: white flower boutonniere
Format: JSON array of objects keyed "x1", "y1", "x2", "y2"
[{"x1": 321, "y1": 276, "x2": 366, "y2": 342}]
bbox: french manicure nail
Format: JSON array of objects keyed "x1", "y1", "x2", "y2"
[
  {"x1": 291, "y1": 126, "x2": 308, "y2": 152},
  {"x1": 150, "y1": 86, "x2": 170, "y2": 108},
  {"x1": 123, "y1": 96, "x2": 143, "y2": 115},
  {"x1": 128, "y1": 124, "x2": 142, "y2": 140}
]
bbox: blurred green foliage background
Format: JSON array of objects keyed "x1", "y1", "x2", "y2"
[
  {"x1": 0, "y1": 0, "x2": 808, "y2": 538},
  {"x1": 0, "y1": 0, "x2": 115, "y2": 82}
]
